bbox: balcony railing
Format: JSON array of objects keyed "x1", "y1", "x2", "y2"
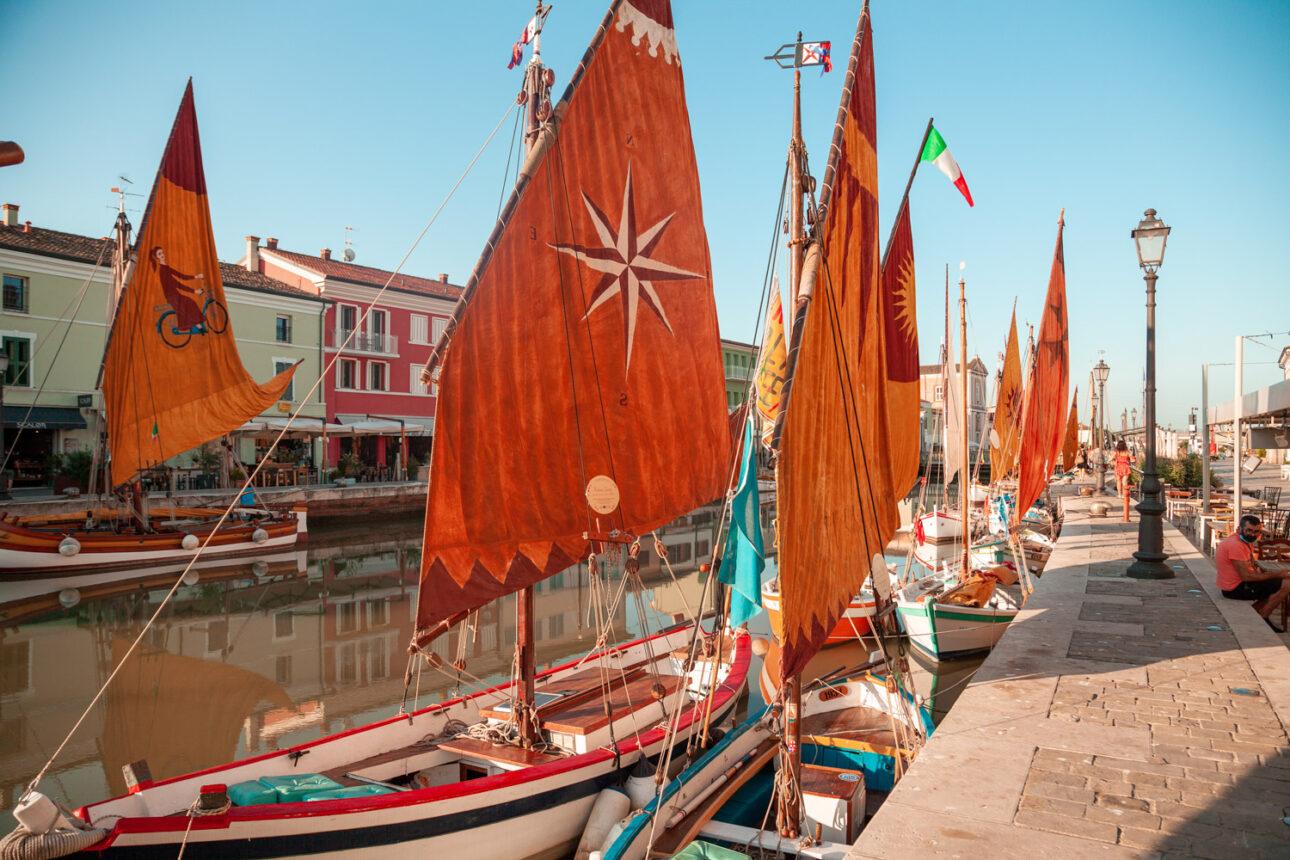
[{"x1": 329, "y1": 329, "x2": 399, "y2": 355}]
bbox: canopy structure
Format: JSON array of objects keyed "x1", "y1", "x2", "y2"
[
  {"x1": 234, "y1": 417, "x2": 345, "y2": 436},
  {"x1": 334, "y1": 419, "x2": 429, "y2": 437},
  {"x1": 1209, "y1": 378, "x2": 1290, "y2": 427}
]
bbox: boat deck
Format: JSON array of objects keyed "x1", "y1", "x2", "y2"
[{"x1": 800, "y1": 705, "x2": 903, "y2": 752}]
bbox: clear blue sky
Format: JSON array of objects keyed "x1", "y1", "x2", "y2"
[{"x1": 3, "y1": 0, "x2": 1288, "y2": 428}]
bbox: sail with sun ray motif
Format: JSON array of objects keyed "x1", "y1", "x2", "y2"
[
  {"x1": 412, "y1": 0, "x2": 729, "y2": 644},
  {"x1": 880, "y1": 197, "x2": 921, "y2": 497}
]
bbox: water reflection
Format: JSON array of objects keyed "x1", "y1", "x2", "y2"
[{"x1": 0, "y1": 505, "x2": 978, "y2": 830}]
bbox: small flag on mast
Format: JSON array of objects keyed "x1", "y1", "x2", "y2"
[
  {"x1": 799, "y1": 41, "x2": 832, "y2": 72},
  {"x1": 507, "y1": 12, "x2": 542, "y2": 69},
  {"x1": 920, "y1": 126, "x2": 973, "y2": 207}
]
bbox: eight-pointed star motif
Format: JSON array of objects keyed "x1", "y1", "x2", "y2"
[{"x1": 550, "y1": 165, "x2": 703, "y2": 371}]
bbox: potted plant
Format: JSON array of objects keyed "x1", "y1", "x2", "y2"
[{"x1": 51, "y1": 450, "x2": 94, "y2": 494}]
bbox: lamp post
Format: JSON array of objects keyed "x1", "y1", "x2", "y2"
[
  {"x1": 1094, "y1": 358, "x2": 1110, "y2": 493},
  {"x1": 0, "y1": 351, "x2": 9, "y2": 500},
  {"x1": 1127, "y1": 208, "x2": 1172, "y2": 579},
  {"x1": 1131, "y1": 407, "x2": 1138, "y2": 429}
]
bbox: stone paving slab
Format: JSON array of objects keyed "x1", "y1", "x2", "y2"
[{"x1": 850, "y1": 493, "x2": 1290, "y2": 859}]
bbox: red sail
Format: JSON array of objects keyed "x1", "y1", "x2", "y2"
[
  {"x1": 776, "y1": 7, "x2": 895, "y2": 683},
  {"x1": 1015, "y1": 215, "x2": 1070, "y2": 520},
  {"x1": 414, "y1": 0, "x2": 729, "y2": 642},
  {"x1": 1061, "y1": 387, "x2": 1080, "y2": 472}
]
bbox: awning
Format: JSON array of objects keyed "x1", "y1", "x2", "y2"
[
  {"x1": 1210, "y1": 378, "x2": 1290, "y2": 425},
  {"x1": 234, "y1": 417, "x2": 345, "y2": 435},
  {"x1": 2, "y1": 405, "x2": 87, "y2": 430},
  {"x1": 334, "y1": 419, "x2": 429, "y2": 437}
]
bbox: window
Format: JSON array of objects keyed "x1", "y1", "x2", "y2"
[
  {"x1": 336, "y1": 602, "x2": 358, "y2": 634},
  {"x1": 275, "y1": 655, "x2": 293, "y2": 685},
  {"x1": 275, "y1": 315, "x2": 292, "y2": 343},
  {"x1": 1, "y1": 641, "x2": 30, "y2": 695},
  {"x1": 2, "y1": 274, "x2": 28, "y2": 313},
  {"x1": 410, "y1": 314, "x2": 429, "y2": 344},
  {"x1": 410, "y1": 364, "x2": 429, "y2": 395},
  {"x1": 338, "y1": 358, "x2": 359, "y2": 390},
  {"x1": 274, "y1": 359, "x2": 295, "y2": 400},
  {"x1": 369, "y1": 310, "x2": 388, "y2": 351},
  {"x1": 3, "y1": 336, "x2": 31, "y2": 387},
  {"x1": 369, "y1": 361, "x2": 387, "y2": 392},
  {"x1": 432, "y1": 316, "x2": 448, "y2": 344},
  {"x1": 339, "y1": 305, "x2": 358, "y2": 335},
  {"x1": 933, "y1": 384, "x2": 944, "y2": 402},
  {"x1": 547, "y1": 612, "x2": 564, "y2": 638},
  {"x1": 366, "y1": 599, "x2": 389, "y2": 627},
  {"x1": 274, "y1": 610, "x2": 294, "y2": 639}
]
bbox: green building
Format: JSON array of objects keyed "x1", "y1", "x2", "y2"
[
  {"x1": 0, "y1": 203, "x2": 328, "y2": 488},
  {"x1": 721, "y1": 338, "x2": 757, "y2": 412}
]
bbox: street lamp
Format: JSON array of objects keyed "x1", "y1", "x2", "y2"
[
  {"x1": 1131, "y1": 407, "x2": 1138, "y2": 429},
  {"x1": 0, "y1": 351, "x2": 9, "y2": 500},
  {"x1": 1094, "y1": 358, "x2": 1110, "y2": 493},
  {"x1": 1127, "y1": 208, "x2": 1172, "y2": 579}
]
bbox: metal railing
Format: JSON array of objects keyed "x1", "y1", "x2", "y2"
[{"x1": 328, "y1": 329, "x2": 399, "y2": 355}]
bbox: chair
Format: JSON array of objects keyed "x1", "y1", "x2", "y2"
[{"x1": 1262, "y1": 486, "x2": 1282, "y2": 508}]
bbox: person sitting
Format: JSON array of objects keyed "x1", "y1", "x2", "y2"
[{"x1": 1216, "y1": 514, "x2": 1290, "y2": 633}]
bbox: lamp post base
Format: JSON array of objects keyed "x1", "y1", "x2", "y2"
[{"x1": 1127, "y1": 552, "x2": 1173, "y2": 579}]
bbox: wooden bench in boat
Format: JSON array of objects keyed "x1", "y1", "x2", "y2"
[
  {"x1": 542, "y1": 672, "x2": 685, "y2": 737},
  {"x1": 799, "y1": 706, "x2": 910, "y2": 759},
  {"x1": 478, "y1": 661, "x2": 652, "y2": 724},
  {"x1": 434, "y1": 736, "x2": 565, "y2": 769}
]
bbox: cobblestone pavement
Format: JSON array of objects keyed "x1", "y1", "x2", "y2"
[{"x1": 852, "y1": 494, "x2": 1290, "y2": 859}]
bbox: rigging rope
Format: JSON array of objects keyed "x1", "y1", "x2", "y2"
[{"x1": 20, "y1": 99, "x2": 520, "y2": 805}]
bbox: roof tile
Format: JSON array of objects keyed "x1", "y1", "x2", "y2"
[{"x1": 263, "y1": 247, "x2": 462, "y2": 300}]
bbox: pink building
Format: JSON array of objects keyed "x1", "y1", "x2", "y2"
[{"x1": 246, "y1": 237, "x2": 460, "y2": 476}]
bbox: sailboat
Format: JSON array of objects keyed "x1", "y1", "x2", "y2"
[
  {"x1": 604, "y1": 9, "x2": 932, "y2": 856},
  {"x1": 30, "y1": 3, "x2": 750, "y2": 857},
  {"x1": 0, "y1": 84, "x2": 306, "y2": 576},
  {"x1": 896, "y1": 270, "x2": 1021, "y2": 661}
]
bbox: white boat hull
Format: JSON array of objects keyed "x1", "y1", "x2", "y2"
[{"x1": 896, "y1": 579, "x2": 1018, "y2": 660}]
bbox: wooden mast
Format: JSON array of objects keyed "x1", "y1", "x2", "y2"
[
  {"x1": 512, "y1": 0, "x2": 551, "y2": 751},
  {"x1": 959, "y1": 273, "x2": 970, "y2": 575},
  {"x1": 779, "y1": 36, "x2": 806, "y2": 839}
]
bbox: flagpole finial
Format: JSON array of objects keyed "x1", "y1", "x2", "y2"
[{"x1": 1058, "y1": 207, "x2": 1066, "y2": 226}]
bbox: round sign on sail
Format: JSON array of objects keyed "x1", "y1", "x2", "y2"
[{"x1": 585, "y1": 475, "x2": 621, "y2": 514}]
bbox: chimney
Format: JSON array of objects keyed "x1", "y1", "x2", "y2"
[
  {"x1": 438, "y1": 273, "x2": 449, "y2": 283},
  {"x1": 265, "y1": 237, "x2": 278, "y2": 250},
  {"x1": 320, "y1": 248, "x2": 332, "y2": 261},
  {"x1": 244, "y1": 235, "x2": 260, "y2": 272},
  {"x1": 22, "y1": 220, "x2": 31, "y2": 233},
  {"x1": 1, "y1": 203, "x2": 17, "y2": 228}
]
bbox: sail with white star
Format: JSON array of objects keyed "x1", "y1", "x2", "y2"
[{"x1": 413, "y1": 0, "x2": 729, "y2": 643}]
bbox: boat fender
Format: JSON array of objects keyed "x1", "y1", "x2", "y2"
[
  {"x1": 591, "y1": 816, "x2": 631, "y2": 860},
  {"x1": 251, "y1": 561, "x2": 269, "y2": 578},
  {"x1": 251, "y1": 528, "x2": 269, "y2": 544},
  {"x1": 57, "y1": 537, "x2": 80, "y2": 557},
  {"x1": 575, "y1": 788, "x2": 630, "y2": 860},
  {"x1": 58, "y1": 589, "x2": 80, "y2": 609},
  {"x1": 182, "y1": 533, "x2": 199, "y2": 550},
  {"x1": 2, "y1": 790, "x2": 108, "y2": 860}
]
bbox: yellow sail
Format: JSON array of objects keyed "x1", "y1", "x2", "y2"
[
  {"x1": 102, "y1": 82, "x2": 295, "y2": 486},
  {"x1": 990, "y1": 310, "x2": 1023, "y2": 478}
]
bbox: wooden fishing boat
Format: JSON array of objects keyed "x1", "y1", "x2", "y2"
[
  {"x1": 8, "y1": 2, "x2": 744, "y2": 857},
  {"x1": 895, "y1": 572, "x2": 1019, "y2": 660},
  {"x1": 762, "y1": 578, "x2": 877, "y2": 645},
  {"x1": 0, "y1": 506, "x2": 305, "y2": 577},
  {"x1": 914, "y1": 508, "x2": 962, "y2": 543},
  {"x1": 72, "y1": 627, "x2": 750, "y2": 858},
  {"x1": 609, "y1": 7, "x2": 936, "y2": 854},
  {"x1": 0, "y1": 82, "x2": 303, "y2": 575}
]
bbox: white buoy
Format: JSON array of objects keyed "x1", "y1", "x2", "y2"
[
  {"x1": 58, "y1": 588, "x2": 80, "y2": 609},
  {"x1": 181, "y1": 533, "x2": 199, "y2": 550},
  {"x1": 13, "y1": 791, "x2": 67, "y2": 834},
  {"x1": 58, "y1": 536, "x2": 81, "y2": 557},
  {"x1": 252, "y1": 560, "x2": 269, "y2": 578},
  {"x1": 182, "y1": 569, "x2": 200, "y2": 587},
  {"x1": 575, "y1": 788, "x2": 630, "y2": 860},
  {"x1": 251, "y1": 528, "x2": 269, "y2": 544}
]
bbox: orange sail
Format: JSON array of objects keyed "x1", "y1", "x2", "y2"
[
  {"x1": 414, "y1": 0, "x2": 729, "y2": 641},
  {"x1": 1061, "y1": 387, "x2": 1080, "y2": 472},
  {"x1": 776, "y1": 7, "x2": 896, "y2": 682},
  {"x1": 754, "y1": 281, "x2": 787, "y2": 448},
  {"x1": 1015, "y1": 214, "x2": 1070, "y2": 521},
  {"x1": 879, "y1": 198, "x2": 921, "y2": 498},
  {"x1": 102, "y1": 82, "x2": 295, "y2": 486},
  {"x1": 990, "y1": 310, "x2": 1023, "y2": 478}
]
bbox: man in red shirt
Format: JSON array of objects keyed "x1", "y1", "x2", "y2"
[{"x1": 1216, "y1": 514, "x2": 1290, "y2": 632}]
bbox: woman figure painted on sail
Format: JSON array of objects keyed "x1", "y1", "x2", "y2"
[
  {"x1": 153, "y1": 246, "x2": 206, "y2": 332},
  {"x1": 1113, "y1": 439, "x2": 1133, "y2": 496}
]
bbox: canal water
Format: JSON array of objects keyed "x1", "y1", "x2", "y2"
[{"x1": 0, "y1": 510, "x2": 983, "y2": 830}]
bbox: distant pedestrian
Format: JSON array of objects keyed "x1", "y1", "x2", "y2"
[
  {"x1": 1216, "y1": 514, "x2": 1290, "y2": 633},
  {"x1": 1113, "y1": 440, "x2": 1132, "y2": 496},
  {"x1": 1078, "y1": 444, "x2": 1089, "y2": 472}
]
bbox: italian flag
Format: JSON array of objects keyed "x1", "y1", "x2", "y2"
[{"x1": 921, "y1": 126, "x2": 973, "y2": 207}]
